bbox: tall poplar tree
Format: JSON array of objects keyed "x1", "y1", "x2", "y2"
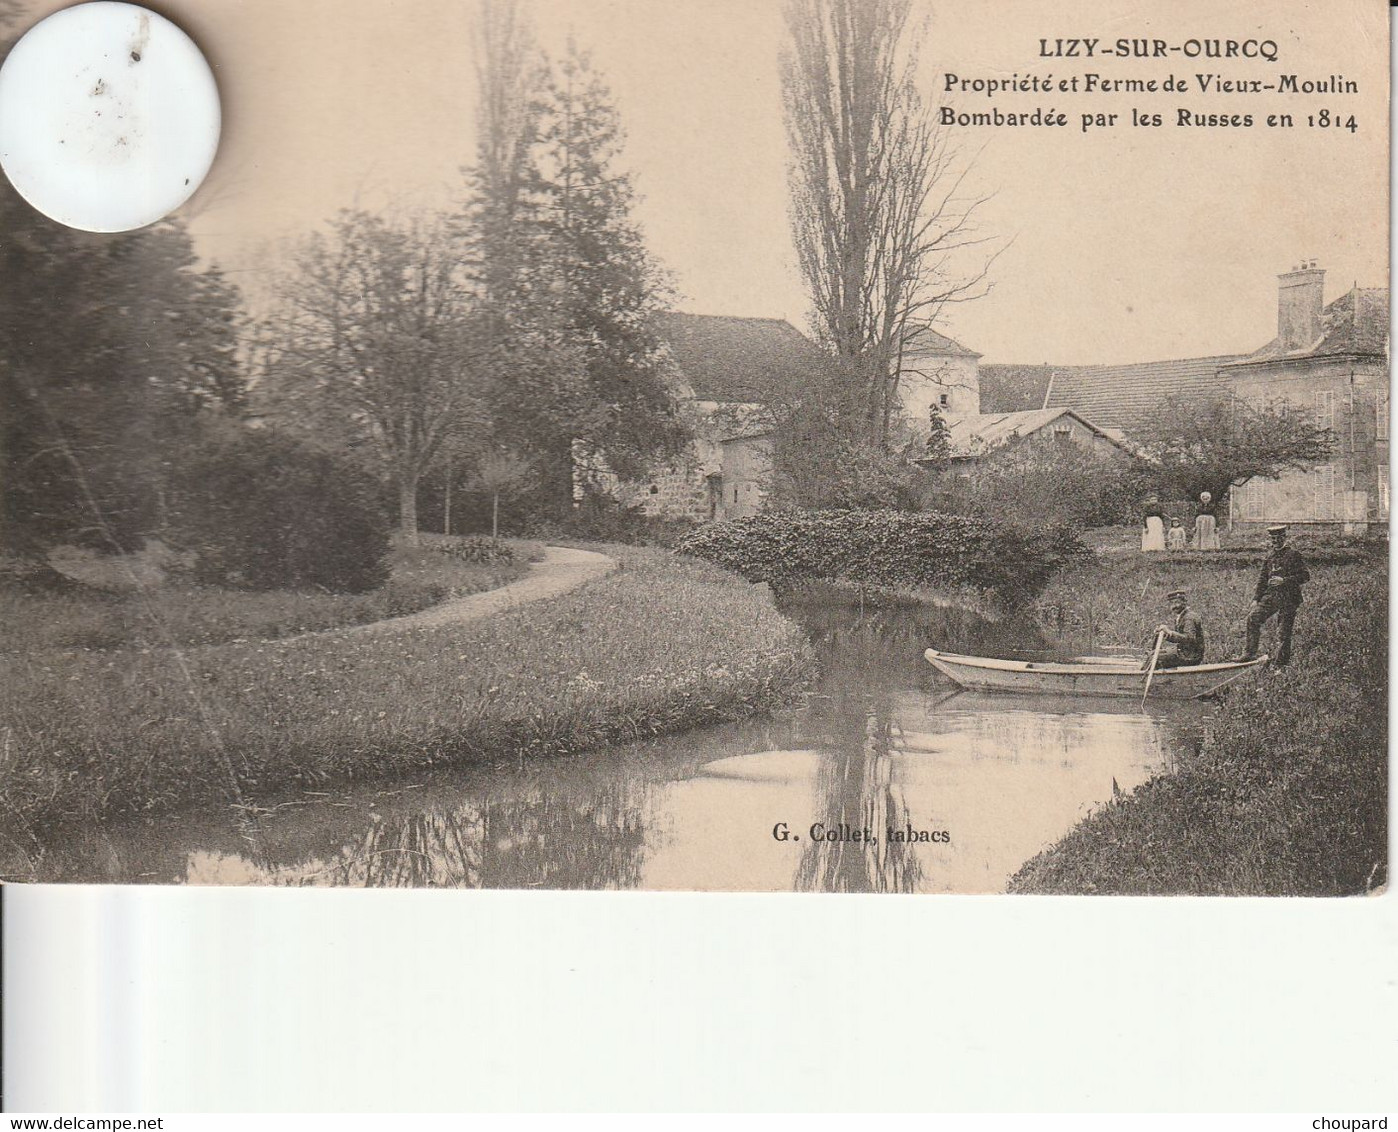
[{"x1": 782, "y1": 0, "x2": 997, "y2": 446}]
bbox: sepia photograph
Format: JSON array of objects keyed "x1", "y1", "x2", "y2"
[{"x1": 0, "y1": 0, "x2": 1388, "y2": 897}]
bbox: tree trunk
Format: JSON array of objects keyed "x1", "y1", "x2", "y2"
[
  {"x1": 492, "y1": 492, "x2": 500, "y2": 539},
  {"x1": 398, "y1": 476, "x2": 420, "y2": 546},
  {"x1": 443, "y1": 455, "x2": 452, "y2": 536}
]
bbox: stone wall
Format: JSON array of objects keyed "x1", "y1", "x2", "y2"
[{"x1": 1229, "y1": 358, "x2": 1389, "y2": 528}]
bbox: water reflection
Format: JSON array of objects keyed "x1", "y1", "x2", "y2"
[{"x1": 12, "y1": 590, "x2": 1211, "y2": 893}]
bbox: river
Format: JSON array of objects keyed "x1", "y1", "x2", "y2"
[{"x1": 17, "y1": 589, "x2": 1213, "y2": 892}]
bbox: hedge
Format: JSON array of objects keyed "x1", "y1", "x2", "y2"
[{"x1": 676, "y1": 509, "x2": 1085, "y2": 604}]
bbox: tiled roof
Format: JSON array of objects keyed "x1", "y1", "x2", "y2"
[
  {"x1": 1042, "y1": 355, "x2": 1241, "y2": 430},
  {"x1": 979, "y1": 364, "x2": 1056, "y2": 412},
  {"x1": 1226, "y1": 286, "x2": 1390, "y2": 366},
  {"x1": 904, "y1": 326, "x2": 981, "y2": 358},
  {"x1": 947, "y1": 408, "x2": 1128, "y2": 457},
  {"x1": 652, "y1": 312, "x2": 831, "y2": 402}
]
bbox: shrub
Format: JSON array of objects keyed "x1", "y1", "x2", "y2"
[
  {"x1": 925, "y1": 444, "x2": 1151, "y2": 529},
  {"x1": 166, "y1": 428, "x2": 391, "y2": 593},
  {"x1": 677, "y1": 508, "x2": 1084, "y2": 604},
  {"x1": 429, "y1": 536, "x2": 516, "y2": 566},
  {"x1": 526, "y1": 493, "x2": 698, "y2": 548}
]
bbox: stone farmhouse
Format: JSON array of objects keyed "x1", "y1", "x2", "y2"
[
  {"x1": 583, "y1": 312, "x2": 1134, "y2": 521},
  {"x1": 585, "y1": 266, "x2": 1388, "y2": 531},
  {"x1": 576, "y1": 313, "x2": 821, "y2": 522},
  {"x1": 1016, "y1": 265, "x2": 1391, "y2": 532},
  {"x1": 1223, "y1": 269, "x2": 1388, "y2": 531}
]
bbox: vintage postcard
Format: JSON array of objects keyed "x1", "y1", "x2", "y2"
[{"x1": 0, "y1": 0, "x2": 1388, "y2": 896}]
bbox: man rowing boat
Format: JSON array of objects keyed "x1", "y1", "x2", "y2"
[{"x1": 1152, "y1": 588, "x2": 1205, "y2": 669}]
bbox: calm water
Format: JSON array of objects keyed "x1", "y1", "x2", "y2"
[{"x1": 16, "y1": 592, "x2": 1211, "y2": 892}]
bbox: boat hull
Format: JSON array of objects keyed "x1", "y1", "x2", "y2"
[{"x1": 924, "y1": 648, "x2": 1268, "y2": 700}]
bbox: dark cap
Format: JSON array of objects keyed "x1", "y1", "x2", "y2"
[{"x1": 1267, "y1": 524, "x2": 1288, "y2": 535}]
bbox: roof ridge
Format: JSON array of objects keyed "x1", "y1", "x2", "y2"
[{"x1": 657, "y1": 310, "x2": 800, "y2": 328}]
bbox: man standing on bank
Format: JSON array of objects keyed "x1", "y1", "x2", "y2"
[
  {"x1": 1153, "y1": 588, "x2": 1205, "y2": 669},
  {"x1": 1239, "y1": 524, "x2": 1310, "y2": 666}
]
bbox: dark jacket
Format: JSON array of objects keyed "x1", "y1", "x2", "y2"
[
  {"x1": 1254, "y1": 546, "x2": 1310, "y2": 606},
  {"x1": 1164, "y1": 607, "x2": 1205, "y2": 664}
]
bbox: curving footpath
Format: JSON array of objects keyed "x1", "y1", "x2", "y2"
[{"x1": 330, "y1": 545, "x2": 617, "y2": 637}]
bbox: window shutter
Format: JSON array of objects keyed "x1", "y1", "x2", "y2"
[
  {"x1": 1315, "y1": 390, "x2": 1335, "y2": 432},
  {"x1": 1314, "y1": 465, "x2": 1335, "y2": 519},
  {"x1": 1243, "y1": 479, "x2": 1264, "y2": 521},
  {"x1": 1378, "y1": 386, "x2": 1389, "y2": 441}
]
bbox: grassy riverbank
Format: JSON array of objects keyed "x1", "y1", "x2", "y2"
[
  {"x1": 1, "y1": 546, "x2": 812, "y2": 843},
  {"x1": 1012, "y1": 552, "x2": 1386, "y2": 895},
  {"x1": 0, "y1": 535, "x2": 543, "y2": 652}
]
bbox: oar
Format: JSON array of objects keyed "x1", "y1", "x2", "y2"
[{"x1": 1141, "y1": 628, "x2": 1165, "y2": 708}]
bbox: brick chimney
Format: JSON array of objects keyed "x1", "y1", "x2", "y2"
[{"x1": 1277, "y1": 262, "x2": 1326, "y2": 351}]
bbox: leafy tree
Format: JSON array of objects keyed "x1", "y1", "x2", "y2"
[
  {"x1": 1131, "y1": 394, "x2": 1335, "y2": 508},
  {"x1": 463, "y1": 26, "x2": 684, "y2": 514},
  {"x1": 537, "y1": 43, "x2": 681, "y2": 469},
  {"x1": 267, "y1": 210, "x2": 489, "y2": 544},
  {"x1": 470, "y1": 448, "x2": 533, "y2": 538},
  {"x1": 0, "y1": 178, "x2": 245, "y2": 559},
  {"x1": 782, "y1": 0, "x2": 998, "y2": 446},
  {"x1": 923, "y1": 403, "x2": 952, "y2": 468},
  {"x1": 767, "y1": 356, "x2": 922, "y2": 510},
  {"x1": 928, "y1": 442, "x2": 1145, "y2": 530}
]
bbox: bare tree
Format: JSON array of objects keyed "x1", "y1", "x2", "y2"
[
  {"x1": 1133, "y1": 394, "x2": 1336, "y2": 508},
  {"x1": 268, "y1": 210, "x2": 488, "y2": 545},
  {"x1": 782, "y1": 0, "x2": 998, "y2": 446}
]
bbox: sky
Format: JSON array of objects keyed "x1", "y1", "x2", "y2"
[{"x1": 12, "y1": 0, "x2": 1391, "y2": 365}]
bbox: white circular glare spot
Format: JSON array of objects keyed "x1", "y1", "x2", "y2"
[{"x1": 0, "y1": 2, "x2": 220, "y2": 232}]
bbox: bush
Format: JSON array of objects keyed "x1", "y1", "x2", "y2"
[
  {"x1": 166, "y1": 428, "x2": 391, "y2": 593},
  {"x1": 677, "y1": 509, "x2": 1084, "y2": 604},
  {"x1": 429, "y1": 536, "x2": 516, "y2": 566},
  {"x1": 526, "y1": 493, "x2": 698, "y2": 548},
  {"x1": 925, "y1": 444, "x2": 1151, "y2": 529}
]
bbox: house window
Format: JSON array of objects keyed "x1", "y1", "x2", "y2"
[
  {"x1": 1241, "y1": 478, "x2": 1265, "y2": 521},
  {"x1": 1378, "y1": 386, "x2": 1389, "y2": 441},
  {"x1": 1052, "y1": 424, "x2": 1072, "y2": 444},
  {"x1": 938, "y1": 393, "x2": 950, "y2": 408},
  {"x1": 1314, "y1": 464, "x2": 1336, "y2": 519},
  {"x1": 1315, "y1": 390, "x2": 1335, "y2": 432}
]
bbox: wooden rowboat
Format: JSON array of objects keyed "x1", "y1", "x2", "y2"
[{"x1": 924, "y1": 647, "x2": 1268, "y2": 700}]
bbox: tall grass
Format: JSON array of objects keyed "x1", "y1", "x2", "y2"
[
  {"x1": 0, "y1": 536, "x2": 541, "y2": 653},
  {"x1": 1, "y1": 547, "x2": 813, "y2": 842},
  {"x1": 1033, "y1": 548, "x2": 1381, "y2": 660},
  {"x1": 1011, "y1": 557, "x2": 1386, "y2": 895}
]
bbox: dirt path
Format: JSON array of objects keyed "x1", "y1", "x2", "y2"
[{"x1": 326, "y1": 546, "x2": 616, "y2": 638}]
